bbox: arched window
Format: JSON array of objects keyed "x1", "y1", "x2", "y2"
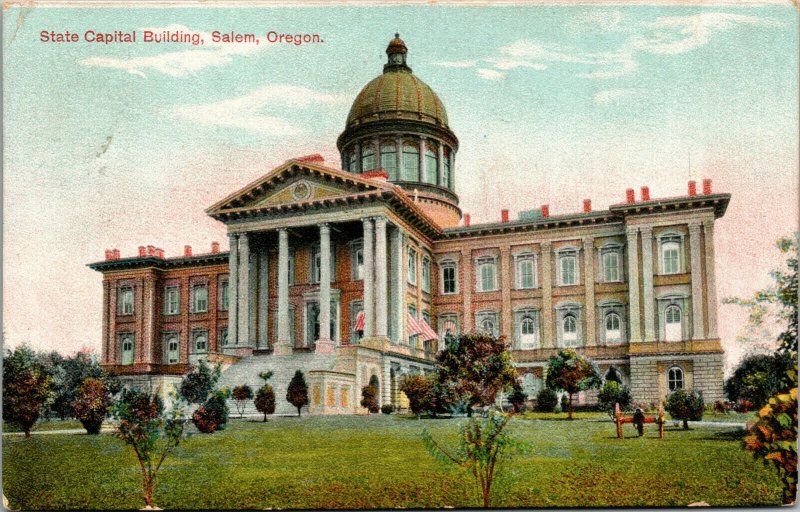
[
  {"x1": 380, "y1": 142, "x2": 397, "y2": 180},
  {"x1": 361, "y1": 145, "x2": 376, "y2": 172},
  {"x1": 481, "y1": 318, "x2": 495, "y2": 335},
  {"x1": 523, "y1": 373, "x2": 538, "y2": 398},
  {"x1": 605, "y1": 367, "x2": 622, "y2": 384},
  {"x1": 668, "y1": 366, "x2": 684, "y2": 392},
  {"x1": 563, "y1": 314, "x2": 577, "y2": 346},
  {"x1": 442, "y1": 148, "x2": 451, "y2": 188},
  {"x1": 402, "y1": 143, "x2": 419, "y2": 181},
  {"x1": 120, "y1": 334, "x2": 134, "y2": 365},
  {"x1": 166, "y1": 336, "x2": 179, "y2": 364},
  {"x1": 424, "y1": 144, "x2": 438, "y2": 184},
  {"x1": 520, "y1": 315, "x2": 537, "y2": 348},
  {"x1": 665, "y1": 305, "x2": 682, "y2": 341},
  {"x1": 194, "y1": 332, "x2": 207, "y2": 353},
  {"x1": 605, "y1": 312, "x2": 622, "y2": 343}
]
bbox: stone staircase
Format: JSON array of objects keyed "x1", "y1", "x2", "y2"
[{"x1": 218, "y1": 352, "x2": 337, "y2": 416}]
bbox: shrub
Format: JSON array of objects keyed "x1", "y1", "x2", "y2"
[
  {"x1": 381, "y1": 404, "x2": 395, "y2": 415},
  {"x1": 255, "y1": 385, "x2": 276, "y2": 422},
  {"x1": 560, "y1": 394, "x2": 569, "y2": 413},
  {"x1": 192, "y1": 390, "x2": 229, "y2": 433},
  {"x1": 400, "y1": 374, "x2": 433, "y2": 418},
  {"x1": 735, "y1": 399, "x2": 756, "y2": 413},
  {"x1": 714, "y1": 400, "x2": 734, "y2": 414},
  {"x1": 232, "y1": 384, "x2": 254, "y2": 418},
  {"x1": 2, "y1": 346, "x2": 53, "y2": 437},
  {"x1": 725, "y1": 354, "x2": 788, "y2": 409},
  {"x1": 665, "y1": 389, "x2": 704, "y2": 429},
  {"x1": 534, "y1": 388, "x2": 558, "y2": 412},
  {"x1": 508, "y1": 387, "x2": 528, "y2": 413},
  {"x1": 179, "y1": 360, "x2": 220, "y2": 404},
  {"x1": 598, "y1": 381, "x2": 633, "y2": 418},
  {"x1": 286, "y1": 370, "x2": 309, "y2": 417},
  {"x1": 71, "y1": 377, "x2": 112, "y2": 434},
  {"x1": 361, "y1": 384, "x2": 379, "y2": 414}
]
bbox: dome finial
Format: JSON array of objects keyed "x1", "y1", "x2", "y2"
[
  {"x1": 385, "y1": 34, "x2": 410, "y2": 72},
  {"x1": 395, "y1": 32, "x2": 400, "y2": 38}
]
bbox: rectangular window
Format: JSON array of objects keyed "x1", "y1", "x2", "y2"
[
  {"x1": 402, "y1": 144, "x2": 419, "y2": 181},
  {"x1": 311, "y1": 244, "x2": 335, "y2": 284},
  {"x1": 120, "y1": 333, "x2": 134, "y2": 365},
  {"x1": 220, "y1": 280, "x2": 229, "y2": 311},
  {"x1": 602, "y1": 251, "x2": 620, "y2": 282},
  {"x1": 559, "y1": 254, "x2": 578, "y2": 286},
  {"x1": 193, "y1": 285, "x2": 208, "y2": 313},
  {"x1": 476, "y1": 258, "x2": 497, "y2": 292},
  {"x1": 220, "y1": 327, "x2": 229, "y2": 346},
  {"x1": 408, "y1": 305, "x2": 418, "y2": 348},
  {"x1": 421, "y1": 258, "x2": 431, "y2": 293},
  {"x1": 164, "y1": 333, "x2": 180, "y2": 364},
  {"x1": 662, "y1": 241, "x2": 681, "y2": 274},
  {"x1": 288, "y1": 252, "x2": 295, "y2": 286},
  {"x1": 441, "y1": 263, "x2": 457, "y2": 294},
  {"x1": 351, "y1": 242, "x2": 364, "y2": 281},
  {"x1": 164, "y1": 286, "x2": 179, "y2": 315},
  {"x1": 516, "y1": 255, "x2": 535, "y2": 289},
  {"x1": 381, "y1": 143, "x2": 398, "y2": 181},
  {"x1": 408, "y1": 248, "x2": 417, "y2": 285},
  {"x1": 442, "y1": 151, "x2": 451, "y2": 188},
  {"x1": 118, "y1": 287, "x2": 134, "y2": 315}
]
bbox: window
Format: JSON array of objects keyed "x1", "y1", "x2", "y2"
[
  {"x1": 165, "y1": 334, "x2": 179, "y2": 364},
  {"x1": 440, "y1": 260, "x2": 457, "y2": 294},
  {"x1": 120, "y1": 333, "x2": 134, "y2": 365},
  {"x1": 193, "y1": 331, "x2": 208, "y2": 353},
  {"x1": 438, "y1": 314, "x2": 458, "y2": 339},
  {"x1": 220, "y1": 280, "x2": 229, "y2": 311},
  {"x1": 476, "y1": 257, "x2": 497, "y2": 292},
  {"x1": 361, "y1": 145, "x2": 376, "y2": 172},
  {"x1": 602, "y1": 250, "x2": 621, "y2": 282},
  {"x1": 407, "y1": 248, "x2": 417, "y2": 285},
  {"x1": 522, "y1": 373, "x2": 540, "y2": 398},
  {"x1": 442, "y1": 148, "x2": 451, "y2": 188},
  {"x1": 192, "y1": 285, "x2": 208, "y2": 313},
  {"x1": 311, "y1": 244, "x2": 335, "y2": 284},
  {"x1": 476, "y1": 311, "x2": 499, "y2": 337},
  {"x1": 164, "y1": 286, "x2": 179, "y2": 315},
  {"x1": 605, "y1": 312, "x2": 622, "y2": 343},
  {"x1": 562, "y1": 314, "x2": 578, "y2": 346},
  {"x1": 424, "y1": 144, "x2": 438, "y2": 184},
  {"x1": 408, "y1": 305, "x2": 419, "y2": 348},
  {"x1": 305, "y1": 300, "x2": 339, "y2": 347},
  {"x1": 351, "y1": 241, "x2": 364, "y2": 281},
  {"x1": 515, "y1": 254, "x2": 536, "y2": 289},
  {"x1": 350, "y1": 301, "x2": 363, "y2": 344},
  {"x1": 665, "y1": 305, "x2": 682, "y2": 341},
  {"x1": 659, "y1": 235, "x2": 683, "y2": 275},
  {"x1": 421, "y1": 258, "x2": 431, "y2": 293},
  {"x1": 221, "y1": 327, "x2": 229, "y2": 346},
  {"x1": 118, "y1": 287, "x2": 134, "y2": 315},
  {"x1": 381, "y1": 142, "x2": 397, "y2": 180},
  {"x1": 558, "y1": 251, "x2": 578, "y2": 286},
  {"x1": 288, "y1": 251, "x2": 295, "y2": 286},
  {"x1": 402, "y1": 143, "x2": 419, "y2": 181},
  {"x1": 515, "y1": 309, "x2": 539, "y2": 349},
  {"x1": 668, "y1": 366, "x2": 684, "y2": 392},
  {"x1": 348, "y1": 149, "x2": 357, "y2": 172}
]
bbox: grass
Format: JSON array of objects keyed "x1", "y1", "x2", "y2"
[
  {"x1": 3, "y1": 415, "x2": 782, "y2": 509},
  {"x1": 3, "y1": 419, "x2": 83, "y2": 433}
]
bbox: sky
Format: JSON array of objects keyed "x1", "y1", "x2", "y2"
[{"x1": 3, "y1": 3, "x2": 798, "y2": 373}]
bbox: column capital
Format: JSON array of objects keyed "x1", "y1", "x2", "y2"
[
  {"x1": 702, "y1": 218, "x2": 715, "y2": 231},
  {"x1": 319, "y1": 223, "x2": 331, "y2": 233},
  {"x1": 374, "y1": 216, "x2": 388, "y2": 227},
  {"x1": 640, "y1": 226, "x2": 653, "y2": 239},
  {"x1": 582, "y1": 236, "x2": 594, "y2": 249},
  {"x1": 625, "y1": 226, "x2": 639, "y2": 238},
  {"x1": 541, "y1": 240, "x2": 552, "y2": 250},
  {"x1": 278, "y1": 227, "x2": 288, "y2": 236},
  {"x1": 688, "y1": 220, "x2": 702, "y2": 233},
  {"x1": 361, "y1": 216, "x2": 375, "y2": 225},
  {"x1": 228, "y1": 232, "x2": 240, "y2": 242}
]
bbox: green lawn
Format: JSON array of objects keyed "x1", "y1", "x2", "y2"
[
  {"x1": 3, "y1": 419, "x2": 83, "y2": 433},
  {"x1": 3, "y1": 415, "x2": 782, "y2": 509}
]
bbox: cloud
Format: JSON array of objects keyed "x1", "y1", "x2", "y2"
[
  {"x1": 477, "y1": 68, "x2": 505, "y2": 81},
  {"x1": 593, "y1": 88, "x2": 641, "y2": 105},
  {"x1": 80, "y1": 24, "x2": 262, "y2": 77},
  {"x1": 171, "y1": 84, "x2": 348, "y2": 135},
  {"x1": 433, "y1": 60, "x2": 477, "y2": 68}
]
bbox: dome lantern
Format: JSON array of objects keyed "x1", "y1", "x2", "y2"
[{"x1": 385, "y1": 33, "x2": 411, "y2": 73}]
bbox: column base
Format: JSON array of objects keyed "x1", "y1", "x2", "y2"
[
  {"x1": 315, "y1": 339, "x2": 335, "y2": 354},
  {"x1": 273, "y1": 342, "x2": 293, "y2": 356},
  {"x1": 222, "y1": 347, "x2": 253, "y2": 357}
]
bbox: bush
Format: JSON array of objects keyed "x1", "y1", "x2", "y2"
[
  {"x1": 400, "y1": 375, "x2": 434, "y2": 418},
  {"x1": 192, "y1": 391, "x2": 229, "y2": 433},
  {"x1": 665, "y1": 389, "x2": 704, "y2": 429},
  {"x1": 598, "y1": 381, "x2": 633, "y2": 418},
  {"x1": 255, "y1": 385, "x2": 276, "y2": 422},
  {"x1": 508, "y1": 387, "x2": 528, "y2": 413},
  {"x1": 232, "y1": 384, "x2": 254, "y2": 418},
  {"x1": 361, "y1": 375, "x2": 380, "y2": 414},
  {"x1": 2, "y1": 346, "x2": 53, "y2": 437},
  {"x1": 534, "y1": 388, "x2": 558, "y2": 412},
  {"x1": 71, "y1": 377, "x2": 112, "y2": 434},
  {"x1": 560, "y1": 394, "x2": 569, "y2": 413},
  {"x1": 286, "y1": 370, "x2": 308, "y2": 417},
  {"x1": 381, "y1": 404, "x2": 395, "y2": 415},
  {"x1": 735, "y1": 399, "x2": 756, "y2": 413},
  {"x1": 714, "y1": 400, "x2": 734, "y2": 414},
  {"x1": 725, "y1": 354, "x2": 787, "y2": 409},
  {"x1": 179, "y1": 360, "x2": 220, "y2": 405}
]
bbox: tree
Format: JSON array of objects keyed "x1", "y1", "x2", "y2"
[
  {"x1": 178, "y1": 360, "x2": 221, "y2": 404},
  {"x1": 72, "y1": 377, "x2": 112, "y2": 434},
  {"x1": 422, "y1": 411, "x2": 526, "y2": 507},
  {"x1": 597, "y1": 381, "x2": 633, "y2": 419},
  {"x1": 286, "y1": 370, "x2": 308, "y2": 417},
  {"x1": 2, "y1": 346, "x2": 53, "y2": 437},
  {"x1": 400, "y1": 374, "x2": 434, "y2": 418},
  {"x1": 744, "y1": 388, "x2": 798, "y2": 504},
  {"x1": 725, "y1": 354, "x2": 787, "y2": 409},
  {"x1": 255, "y1": 384, "x2": 276, "y2": 422},
  {"x1": 435, "y1": 332, "x2": 518, "y2": 415},
  {"x1": 507, "y1": 386, "x2": 527, "y2": 413},
  {"x1": 42, "y1": 349, "x2": 107, "y2": 421},
  {"x1": 665, "y1": 389, "x2": 704, "y2": 429},
  {"x1": 360, "y1": 375, "x2": 380, "y2": 413},
  {"x1": 232, "y1": 385, "x2": 253, "y2": 418},
  {"x1": 544, "y1": 349, "x2": 602, "y2": 419},
  {"x1": 192, "y1": 390, "x2": 228, "y2": 433},
  {"x1": 534, "y1": 388, "x2": 558, "y2": 412},
  {"x1": 113, "y1": 388, "x2": 187, "y2": 508}
]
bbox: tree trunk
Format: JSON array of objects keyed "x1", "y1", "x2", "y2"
[
  {"x1": 263, "y1": 411, "x2": 267, "y2": 422},
  {"x1": 683, "y1": 419, "x2": 689, "y2": 430},
  {"x1": 24, "y1": 429, "x2": 31, "y2": 438},
  {"x1": 297, "y1": 407, "x2": 301, "y2": 417},
  {"x1": 568, "y1": 393, "x2": 574, "y2": 420}
]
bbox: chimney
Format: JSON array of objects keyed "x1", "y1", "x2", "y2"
[
  {"x1": 104, "y1": 250, "x2": 113, "y2": 261},
  {"x1": 211, "y1": 241, "x2": 220, "y2": 254},
  {"x1": 112, "y1": 249, "x2": 120, "y2": 260},
  {"x1": 583, "y1": 199, "x2": 592, "y2": 213},
  {"x1": 688, "y1": 180, "x2": 697, "y2": 197},
  {"x1": 155, "y1": 248, "x2": 164, "y2": 259},
  {"x1": 641, "y1": 186, "x2": 650, "y2": 201},
  {"x1": 138, "y1": 246, "x2": 146, "y2": 257},
  {"x1": 147, "y1": 245, "x2": 156, "y2": 257},
  {"x1": 626, "y1": 188, "x2": 635, "y2": 204},
  {"x1": 184, "y1": 245, "x2": 192, "y2": 257},
  {"x1": 702, "y1": 178, "x2": 712, "y2": 195},
  {"x1": 463, "y1": 214, "x2": 471, "y2": 227},
  {"x1": 296, "y1": 153, "x2": 325, "y2": 164},
  {"x1": 361, "y1": 170, "x2": 389, "y2": 181},
  {"x1": 541, "y1": 204, "x2": 550, "y2": 218},
  {"x1": 501, "y1": 209, "x2": 509, "y2": 223}
]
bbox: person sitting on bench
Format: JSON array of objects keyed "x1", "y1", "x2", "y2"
[{"x1": 633, "y1": 408, "x2": 646, "y2": 437}]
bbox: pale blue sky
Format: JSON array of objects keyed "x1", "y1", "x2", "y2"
[{"x1": 3, "y1": 4, "x2": 797, "y2": 370}]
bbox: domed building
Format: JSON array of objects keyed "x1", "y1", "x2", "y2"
[{"x1": 89, "y1": 35, "x2": 729, "y2": 415}]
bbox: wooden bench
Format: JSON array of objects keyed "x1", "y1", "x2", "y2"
[{"x1": 614, "y1": 401, "x2": 665, "y2": 439}]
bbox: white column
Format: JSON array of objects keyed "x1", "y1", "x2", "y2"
[
  {"x1": 626, "y1": 227, "x2": 642, "y2": 343},
  {"x1": 382, "y1": 362, "x2": 391, "y2": 407},
  {"x1": 688, "y1": 221, "x2": 705, "y2": 340},
  {"x1": 391, "y1": 227, "x2": 404, "y2": 343},
  {"x1": 238, "y1": 233, "x2": 251, "y2": 346},
  {"x1": 362, "y1": 218, "x2": 375, "y2": 337},
  {"x1": 375, "y1": 217, "x2": 389, "y2": 337},
  {"x1": 583, "y1": 237, "x2": 596, "y2": 347},
  {"x1": 228, "y1": 234, "x2": 239, "y2": 346},
  {"x1": 258, "y1": 248, "x2": 269, "y2": 349},
  {"x1": 319, "y1": 224, "x2": 331, "y2": 342},
  {"x1": 640, "y1": 227, "x2": 655, "y2": 342},
  {"x1": 703, "y1": 220, "x2": 719, "y2": 339},
  {"x1": 276, "y1": 228, "x2": 291, "y2": 353}
]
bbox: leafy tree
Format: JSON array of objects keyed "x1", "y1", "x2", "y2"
[
  {"x1": 400, "y1": 374, "x2": 433, "y2": 418},
  {"x1": 361, "y1": 385, "x2": 379, "y2": 414},
  {"x1": 534, "y1": 388, "x2": 558, "y2": 412},
  {"x1": 598, "y1": 380, "x2": 633, "y2": 419},
  {"x1": 422, "y1": 411, "x2": 526, "y2": 507},
  {"x1": 255, "y1": 384, "x2": 276, "y2": 422},
  {"x1": 178, "y1": 360, "x2": 221, "y2": 404},
  {"x1": 72, "y1": 377, "x2": 112, "y2": 434},
  {"x1": 192, "y1": 390, "x2": 228, "y2": 433},
  {"x1": 231, "y1": 385, "x2": 253, "y2": 418},
  {"x1": 286, "y1": 370, "x2": 308, "y2": 417},
  {"x1": 507, "y1": 386, "x2": 527, "y2": 413},
  {"x1": 545, "y1": 349, "x2": 602, "y2": 419},
  {"x1": 744, "y1": 388, "x2": 798, "y2": 504},
  {"x1": 113, "y1": 389, "x2": 188, "y2": 508},
  {"x1": 43, "y1": 349, "x2": 107, "y2": 421},
  {"x1": 665, "y1": 389, "x2": 704, "y2": 429},
  {"x1": 2, "y1": 346, "x2": 53, "y2": 437},
  {"x1": 258, "y1": 371, "x2": 274, "y2": 384},
  {"x1": 435, "y1": 332, "x2": 518, "y2": 415},
  {"x1": 725, "y1": 354, "x2": 788, "y2": 409}
]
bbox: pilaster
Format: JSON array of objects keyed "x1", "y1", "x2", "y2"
[
  {"x1": 374, "y1": 217, "x2": 389, "y2": 337},
  {"x1": 239, "y1": 233, "x2": 251, "y2": 346},
  {"x1": 541, "y1": 241, "x2": 554, "y2": 348},
  {"x1": 391, "y1": 227, "x2": 405, "y2": 343},
  {"x1": 583, "y1": 237, "x2": 596, "y2": 347},
  {"x1": 640, "y1": 226, "x2": 655, "y2": 342},
  {"x1": 703, "y1": 220, "x2": 718, "y2": 338},
  {"x1": 626, "y1": 227, "x2": 642, "y2": 343},
  {"x1": 258, "y1": 248, "x2": 269, "y2": 349},
  {"x1": 228, "y1": 233, "x2": 239, "y2": 346},
  {"x1": 500, "y1": 246, "x2": 513, "y2": 339},
  {"x1": 688, "y1": 221, "x2": 705, "y2": 340},
  {"x1": 460, "y1": 247, "x2": 473, "y2": 332},
  {"x1": 362, "y1": 217, "x2": 375, "y2": 337}
]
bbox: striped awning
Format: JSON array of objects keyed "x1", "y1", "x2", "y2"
[
  {"x1": 407, "y1": 312, "x2": 422, "y2": 336},
  {"x1": 418, "y1": 318, "x2": 438, "y2": 342},
  {"x1": 354, "y1": 310, "x2": 365, "y2": 332},
  {"x1": 440, "y1": 321, "x2": 456, "y2": 337}
]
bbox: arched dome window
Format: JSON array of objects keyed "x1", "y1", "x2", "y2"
[
  {"x1": 361, "y1": 145, "x2": 376, "y2": 172},
  {"x1": 442, "y1": 147, "x2": 451, "y2": 188},
  {"x1": 380, "y1": 141, "x2": 397, "y2": 180},
  {"x1": 424, "y1": 142, "x2": 438, "y2": 185},
  {"x1": 348, "y1": 149, "x2": 357, "y2": 172},
  {"x1": 402, "y1": 142, "x2": 419, "y2": 181}
]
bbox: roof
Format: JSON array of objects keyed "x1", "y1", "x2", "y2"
[{"x1": 87, "y1": 252, "x2": 229, "y2": 272}]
